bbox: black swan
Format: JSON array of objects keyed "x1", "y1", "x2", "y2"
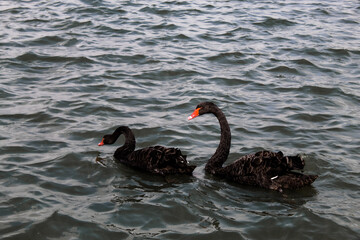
[
  {"x1": 188, "y1": 102, "x2": 318, "y2": 192},
  {"x1": 98, "y1": 126, "x2": 195, "y2": 175}
]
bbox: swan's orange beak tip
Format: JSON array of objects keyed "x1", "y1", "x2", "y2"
[
  {"x1": 98, "y1": 139, "x2": 105, "y2": 146},
  {"x1": 188, "y1": 108, "x2": 200, "y2": 121}
]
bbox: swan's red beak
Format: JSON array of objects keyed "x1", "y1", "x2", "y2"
[
  {"x1": 98, "y1": 138, "x2": 105, "y2": 146},
  {"x1": 188, "y1": 108, "x2": 200, "y2": 120}
]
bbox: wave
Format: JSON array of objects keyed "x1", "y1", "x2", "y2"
[
  {"x1": 266, "y1": 65, "x2": 303, "y2": 75},
  {"x1": 254, "y1": 16, "x2": 296, "y2": 28},
  {"x1": 24, "y1": 36, "x2": 66, "y2": 46},
  {"x1": 1, "y1": 211, "x2": 130, "y2": 240},
  {"x1": 15, "y1": 52, "x2": 94, "y2": 64}
]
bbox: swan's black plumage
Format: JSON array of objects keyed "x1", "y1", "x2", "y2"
[
  {"x1": 188, "y1": 102, "x2": 318, "y2": 192},
  {"x1": 98, "y1": 126, "x2": 195, "y2": 175}
]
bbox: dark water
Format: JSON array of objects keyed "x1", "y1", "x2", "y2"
[{"x1": 1, "y1": 0, "x2": 359, "y2": 239}]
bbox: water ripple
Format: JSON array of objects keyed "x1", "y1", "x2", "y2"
[{"x1": 15, "y1": 52, "x2": 94, "y2": 64}]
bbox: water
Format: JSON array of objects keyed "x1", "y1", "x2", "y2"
[{"x1": 1, "y1": 0, "x2": 359, "y2": 239}]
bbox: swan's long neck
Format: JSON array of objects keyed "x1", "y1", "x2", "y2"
[
  {"x1": 205, "y1": 107, "x2": 231, "y2": 174},
  {"x1": 113, "y1": 126, "x2": 136, "y2": 157}
]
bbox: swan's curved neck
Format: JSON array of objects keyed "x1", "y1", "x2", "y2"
[
  {"x1": 205, "y1": 107, "x2": 231, "y2": 173},
  {"x1": 113, "y1": 126, "x2": 136, "y2": 157}
]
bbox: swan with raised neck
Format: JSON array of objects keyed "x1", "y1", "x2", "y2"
[{"x1": 188, "y1": 102, "x2": 318, "y2": 192}]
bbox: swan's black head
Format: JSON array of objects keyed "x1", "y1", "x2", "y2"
[
  {"x1": 98, "y1": 126, "x2": 130, "y2": 146},
  {"x1": 98, "y1": 134, "x2": 116, "y2": 146},
  {"x1": 188, "y1": 102, "x2": 218, "y2": 120}
]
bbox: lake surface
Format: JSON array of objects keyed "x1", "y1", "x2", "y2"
[{"x1": 1, "y1": 0, "x2": 359, "y2": 239}]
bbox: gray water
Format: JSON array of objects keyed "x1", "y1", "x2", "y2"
[{"x1": 1, "y1": 0, "x2": 359, "y2": 239}]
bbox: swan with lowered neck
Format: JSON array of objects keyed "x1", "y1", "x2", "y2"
[
  {"x1": 98, "y1": 126, "x2": 195, "y2": 175},
  {"x1": 188, "y1": 102, "x2": 317, "y2": 192}
]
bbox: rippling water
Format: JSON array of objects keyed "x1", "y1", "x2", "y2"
[{"x1": 1, "y1": 0, "x2": 359, "y2": 239}]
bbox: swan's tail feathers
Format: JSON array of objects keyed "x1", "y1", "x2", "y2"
[
  {"x1": 271, "y1": 173, "x2": 318, "y2": 191},
  {"x1": 282, "y1": 154, "x2": 305, "y2": 170}
]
